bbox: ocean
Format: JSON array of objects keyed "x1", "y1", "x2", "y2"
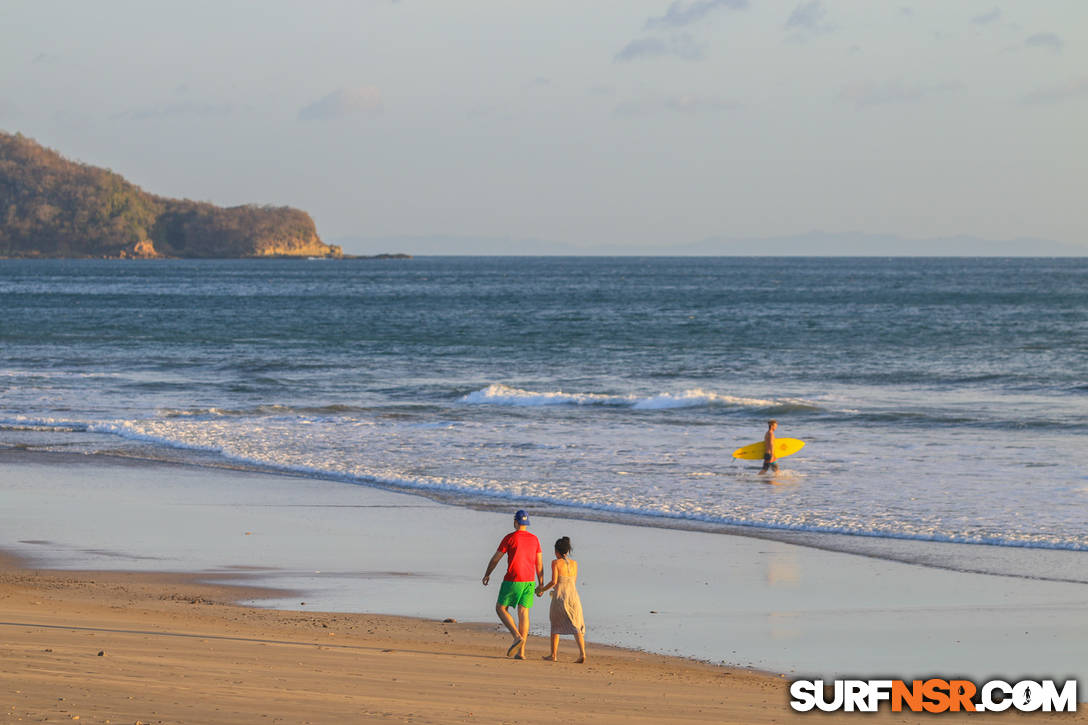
[{"x1": 2, "y1": 257, "x2": 1086, "y2": 569}]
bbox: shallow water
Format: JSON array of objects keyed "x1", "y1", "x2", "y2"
[
  {"x1": 1, "y1": 257, "x2": 1086, "y2": 566},
  {"x1": 3, "y1": 451, "x2": 1085, "y2": 685}
]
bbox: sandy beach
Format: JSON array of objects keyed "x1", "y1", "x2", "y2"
[
  {"x1": 3, "y1": 450, "x2": 1087, "y2": 722},
  {"x1": 1, "y1": 551, "x2": 791, "y2": 724},
  {"x1": 3, "y1": 554, "x2": 1085, "y2": 725}
]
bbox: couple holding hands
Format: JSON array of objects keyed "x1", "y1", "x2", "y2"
[{"x1": 482, "y1": 510, "x2": 587, "y2": 663}]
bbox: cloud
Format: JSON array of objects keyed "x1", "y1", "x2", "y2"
[
  {"x1": 971, "y1": 8, "x2": 1000, "y2": 26},
  {"x1": 613, "y1": 92, "x2": 739, "y2": 117},
  {"x1": 1020, "y1": 77, "x2": 1088, "y2": 105},
  {"x1": 837, "y1": 78, "x2": 965, "y2": 109},
  {"x1": 1025, "y1": 32, "x2": 1063, "y2": 52},
  {"x1": 662, "y1": 94, "x2": 740, "y2": 113},
  {"x1": 0, "y1": 98, "x2": 18, "y2": 119},
  {"x1": 785, "y1": 1, "x2": 831, "y2": 34},
  {"x1": 524, "y1": 77, "x2": 551, "y2": 90},
  {"x1": 644, "y1": 0, "x2": 748, "y2": 30},
  {"x1": 111, "y1": 102, "x2": 233, "y2": 121},
  {"x1": 615, "y1": 34, "x2": 704, "y2": 62},
  {"x1": 298, "y1": 87, "x2": 383, "y2": 121},
  {"x1": 616, "y1": 0, "x2": 747, "y2": 64}
]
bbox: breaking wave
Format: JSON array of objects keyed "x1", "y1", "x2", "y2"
[{"x1": 459, "y1": 384, "x2": 819, "y2": 412}]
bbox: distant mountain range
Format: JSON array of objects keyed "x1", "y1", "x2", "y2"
[
  {"x1": 335, "y1": 232, "x2": 1087, "y2": 257},
  {"x1": 670, "y1": 231, "x2": 1088, "y2": 257},
  {"x1": 0, "y1": 131, "x2": 341, "y2": 259}
]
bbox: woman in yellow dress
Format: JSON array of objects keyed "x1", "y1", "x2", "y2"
[{"x1": 536, "y1": 536, "x2": 586, "y2": 663}]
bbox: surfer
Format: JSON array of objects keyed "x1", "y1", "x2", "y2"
[{"x1": 759, "y1": 419, "x2": 779, "y2": 474}]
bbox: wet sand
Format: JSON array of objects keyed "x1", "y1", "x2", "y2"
[
  {"x1": 0, "y1": 553, "x2": 790, "y2": 724},
  {"x1": 3, "y1": 449, "x2": 1087, "y2": 684},
  {"x1": 2, "y1": 450, "x2": 1088, "y2": 722},
  {"x1": 4, "y1": 554, "x2": 1086, "y2": 724}
]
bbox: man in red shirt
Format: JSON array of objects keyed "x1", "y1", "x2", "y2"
[{"x1": 482, "y1": 509, "x2": 543, "y2": 659}]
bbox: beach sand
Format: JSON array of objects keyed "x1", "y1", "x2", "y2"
[
  {"x1": 3, "y1": 555, "x2": 1085, "y2": 724},
  {"x1": 2, "y1": 450, "x2": 1087, "y2": 723},
  {"x1": 0, "y1": 552, "x2": 791, "y2": 724}
]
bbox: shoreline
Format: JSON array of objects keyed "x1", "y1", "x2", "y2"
[
  {"x1": 3, "y1": 444, "x2": 1086, "y2": 586},
  {"x1": 3, "y1": 445, "x2": 1088, "y2": 692},
  {"x1": 3, "y1": 555, "x2": 1085, "y2": 723},
  {"x1": 8, "y1": 550, "x2": 1088, "y2": 718},
  {"x1": 1, "y1": 553, "x2": 795, "y2": 724}
]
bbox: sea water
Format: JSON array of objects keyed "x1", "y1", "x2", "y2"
[{"x1": 1, "y1": 257, "x2": 1086, "y2": 571}]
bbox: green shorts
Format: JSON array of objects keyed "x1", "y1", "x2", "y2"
[{"x1": 497, "y1": 580, "x2": 536, "y2": 609}]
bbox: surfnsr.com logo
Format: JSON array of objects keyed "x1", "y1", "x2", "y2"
[{"x1": 789, "y1": 679, "x2": 1078, "y2": 713}]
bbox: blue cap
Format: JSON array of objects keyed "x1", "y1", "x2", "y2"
[{"x1": 514, "y1": 509, "x2": 530, "y2": 526}]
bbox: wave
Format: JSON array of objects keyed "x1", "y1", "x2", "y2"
[
  {"x1": 159, "y1": 404, "x2": 374, "y2": 419},
  {"x1": 7, "y1": 414, "x2": 1086, "y2": 554},
  {"x1": 816, "y1": 409, "x2": 1088, "y2": 432},
  {"x1": 5, "y1": 413, "x2": 1087, "y2": 555},
  {"x1": 0, "y1": 416, "x2": 95, "y2": 432},
  {"x1": 0, "y1": 369, "x2": 123, "y2": 381},
  {"x1": 459, "y1": 384, "x2": 820, "y2": 412}
]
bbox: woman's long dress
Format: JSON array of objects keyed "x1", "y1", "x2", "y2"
[{"x1": 548, "y1": 562, "x2": 585, "y2": 636}]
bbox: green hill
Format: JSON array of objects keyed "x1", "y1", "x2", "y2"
[{"x1": 0, "y1": 131, "x2": 340, "y2": 258}]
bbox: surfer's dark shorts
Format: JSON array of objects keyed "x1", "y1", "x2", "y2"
[{"x1": 762, "y1": 454, "x2": 778, "y2": 471}]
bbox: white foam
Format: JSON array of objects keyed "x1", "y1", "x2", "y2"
[
  {"x1": 0, "y1": 369, "x2": 122, "y2": 380},
  {"x1": 0, "y1": 415, "x2": 92, "y2": 431},
  {"x1": 632, "y1": 389, "x2": 778, "y2": 410},
  {"x1": 158, "y1": 404, "x2": 374, "y2": 419},
  {"x1": 459, "y1": 384, "x2": 627, "y2": 406},
  {"x1": 460, "y1": 383, "x2": 789, "y2": 410},
  {"x1": 6, "y1": 413, "x2": 1088, "y2": 554}
]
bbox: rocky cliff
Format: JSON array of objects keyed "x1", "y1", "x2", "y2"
[{"x1": 0, "y1": 131, "x2": 341, "y2": 258}]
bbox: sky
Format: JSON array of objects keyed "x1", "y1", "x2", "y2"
[{"x1": 1, "y1": 0, "x2": 1086, "y2": 254}]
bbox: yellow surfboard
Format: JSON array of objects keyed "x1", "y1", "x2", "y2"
[{"x1": 731, "y1": 438, "x2": 805, "y2": 461}]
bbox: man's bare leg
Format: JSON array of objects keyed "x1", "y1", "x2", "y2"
[
  {"x1": 513, "y1": 605, "x2": 530, "y2": 659},
  {"x1": 496, "y1": 603, "x2": 523, "y2": 656}
]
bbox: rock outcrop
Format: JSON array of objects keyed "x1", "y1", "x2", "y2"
[
  {"x1": 0, "y1": 131, "x2": 341, "y2": 259},
  {"x1": 118, "y1": 239, "x2": 161, "y2": 259}
]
